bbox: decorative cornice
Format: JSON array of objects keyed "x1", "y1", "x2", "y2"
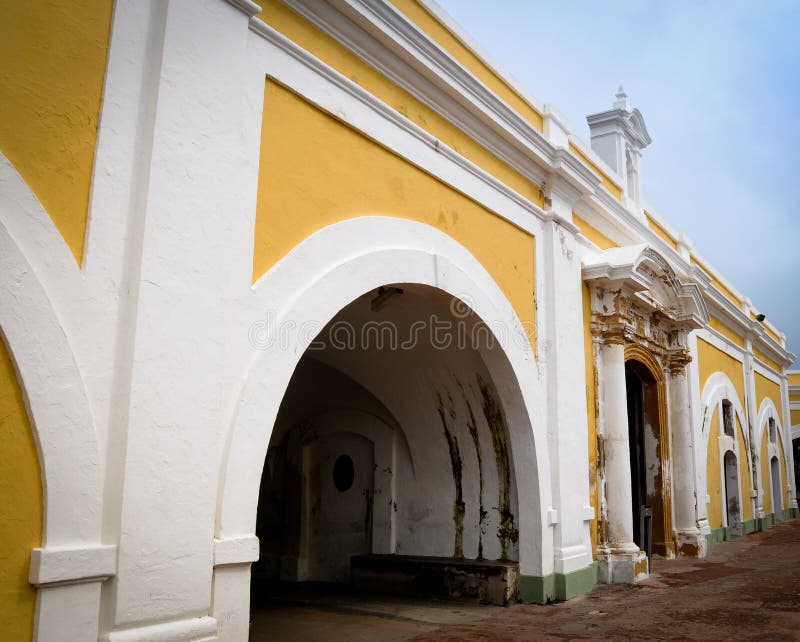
[
  {"x1": 223, "y1": 0, "x2": 261, "y2": 17},
  {"x1": 247, "y1": 16, "x2": 551, "y2": 229}
]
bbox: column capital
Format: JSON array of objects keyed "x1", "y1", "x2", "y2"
[{"x1": 667, "y1": 349, "x2": 692, "y2": 376}]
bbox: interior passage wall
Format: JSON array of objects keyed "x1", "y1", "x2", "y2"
[
  {"x1": 0, "y1": 0, "x2": 114, "y2": 263},
  {"x1": 0, "y1": 339, "x2": 43, "y2": 640},
  {"x1": 254, "y1": 80, "x2": 536, "y2": 340}
]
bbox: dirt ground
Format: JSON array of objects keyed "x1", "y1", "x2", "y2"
[{"x1": 251, "y1": 519, "x2": 800, "y2": 641}]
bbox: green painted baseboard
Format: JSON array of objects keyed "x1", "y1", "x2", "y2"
[
  {"x1": 705, "y1": 510, "x2": 800, "y2": 551},
  {"x1": 519, "y1": 563, "x2": 598, "y2": 603}
]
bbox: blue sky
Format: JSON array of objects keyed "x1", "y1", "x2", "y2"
[{"x1": 435, "y1": 0, "x2": 800, "y2": 365}]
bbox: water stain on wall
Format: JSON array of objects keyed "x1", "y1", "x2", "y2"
[
  {"x1": 478, "y1": 376, "x2": 518, "y2": 559},
  {"x1": 437, "y1": 391, "x2": 465, "y2": 558}
]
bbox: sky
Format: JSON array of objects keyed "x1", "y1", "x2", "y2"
[{"x1": 435, "y1": 0, "x2": 800, "y2": 366}]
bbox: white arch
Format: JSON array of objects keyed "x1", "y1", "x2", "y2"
[
  {"x1": 698, "y1": 371, "x2": 755, "y2": 528},
  {"x1": 699, "y1": 372, "x2": 752, "y2": 473},
  {"x1": 0, "y1": 219, "x2": 114, "y2": 640},
  {"x1": 215, "y1": 217, "x2": 551, "y2": 572},
  {"x1": 0, "y1": 224, "x2": 101, "y2": 547},
  {"x1": 757, "y1": 397, "x2": 788, "y2": 513}
]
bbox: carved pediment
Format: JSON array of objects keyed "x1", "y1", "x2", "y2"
[{"x1": 583, "y1": 244, "x2": 708, "y2": 330}]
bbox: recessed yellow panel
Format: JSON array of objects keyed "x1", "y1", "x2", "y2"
[
  {"x1": 573, "y1": 213, "x2": 618, "y2": 250},
  {"x1": 0, "y1": 0, "x2": 114, "y2": 264},
  {"x1": 256, "y1": 0, "x2": 544, "y2": 209},
  {"x1": 696, "y1": 337, "x2": 745, "y2": 405}
]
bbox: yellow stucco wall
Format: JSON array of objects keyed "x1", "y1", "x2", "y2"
[
  {"x1": 644, "y1": 212, "x2": 678, "y2": 251},
  {"x1": 0, "y1": 0, "x2": 114, "y2": 264},
  {"x1": 696, "y1": 337, "x2": 745, "y2": 404},
  {"x1": 707, "y1": 315, "x2": 745, "y2": 350},
  {"x1": 753, "y1": 346, "x2": 782, "y2": 374},
  {"x1": 583, "y1": 283, "x2": 598, "y2": 557},
  {"x1": 791, "y1": 409, "x2": 800, "y2": 427},
  {"x1": 788, "y1": 372, "x2": 800, "y2": 386},
  {"x1": 706, "y1": 407, "x2": 723, "y2": 529},
  {"x1": 573, "y1": 213, "x2": 618, "y2": 250},
  {"x1": 0, "y1": 339, "x2": 43, "y2": 640},
  {"x1": 736, "y1": 417, "x2": 753, "y2": 522},
  {"x1": 755, "y1": 372, "x2": 781, "y2": 415},
  {"x1": 257, "y1": 0, "x2": 544, "y2": 210},
  {"x1": 254, "y1": 80, "x2": 536, "y2": 339},
  {"x1": 388, "y1": 0, "x2": 543, "y2": 133}
]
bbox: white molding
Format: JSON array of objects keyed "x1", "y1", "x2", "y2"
[
  {"x1": 0, "y1": 221, "x2": 101, "y2": 546},
  {"x1": 414, "y1": 0, "x2": 546, "y2": 116},
  {"x1": 103, "y1": 617, "x2": 218, "y2": 642},
  {"x1": 213, "y1": 535, "x2": 260, "y2": 566},
  {"x1": 29, "y1": 545, "x2": 117, "y2": 587},
  {"x1": 222, "y1": 0, "x2": 260, "y2": 17}
]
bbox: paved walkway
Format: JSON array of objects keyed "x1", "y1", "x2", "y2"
[{"x1": 251, "y1": 519, "x2": 800, "y2": 641}]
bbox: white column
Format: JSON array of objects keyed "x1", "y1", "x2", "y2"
[
  {"x1": 597, "y1": 338, "x2": 647, "y2": 583},
  {"x1": 780, "y1": 373, "x2": 798, "y2": 510},
  {"x1": 743, "y1": 343, "x2": 764, "y2": 518},
  {"x1": 601, "y1": 341, "x2": 637, "y2": 552},
  {"x1": 669, "y1": 363, "x2": 702, "y2": 554},
  {"x1": 541, "y1": 219, "x2": 594, "y2": 584}
]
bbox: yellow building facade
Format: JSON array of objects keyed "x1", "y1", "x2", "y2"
[{"x1": 1, "y1": 1, "x2": 796, "y2": 640}]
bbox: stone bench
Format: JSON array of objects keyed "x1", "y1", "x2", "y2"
[{"x1": 350, "y1": 554, "x2": 518, "y2": 606}]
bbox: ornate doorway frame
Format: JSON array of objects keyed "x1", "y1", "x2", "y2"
[{"x1": 584, "y1": 244, "x2": 708, "y2": 582}]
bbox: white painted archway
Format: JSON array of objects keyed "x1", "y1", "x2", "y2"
[
  {"x1": 699, "y1": 372, "x2": 753, "y2": 526},
  {"x1": 0, "y1": 222, "x2": 112, "y2": 641},
  {"x1": 212, "y1": 217, "x2": 551, "y2": 640},
  {"x1": 757, "y1": 398, "x2": 788, "y2": 516}
]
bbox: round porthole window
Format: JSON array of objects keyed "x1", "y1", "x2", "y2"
[{"x1": 332, "y1": 454, "x2": 355, "y2": 492}]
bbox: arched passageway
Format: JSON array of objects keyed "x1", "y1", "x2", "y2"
[
  {"x1": 250, "y1": 283, "x2": 535, "y2": 619},
  {"x1": 771, "y1": 456, "x2": 783, "y2": 516},
  {"x1": 625, "y1": 359, "x2": 670, "y2": 559},
  {"x1": 723, "y1": 451, "x2": 741, "y2": 536}
]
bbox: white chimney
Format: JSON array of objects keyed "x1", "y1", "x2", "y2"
[{"x1": 587, "y1": 87, "x2": 652, "y2": 212}]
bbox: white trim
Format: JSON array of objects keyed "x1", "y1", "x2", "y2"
[
  {"x1": 699, "y1": 371, "x2": 754, "y2": 525},
  {"x1": 0, "y1": 225, "x2": 101, "y2": 546},
  {"x1": 103, "y1": 617, "x2": 218, "y2": 642},
  {"x1": 29, "y1": 545, "x2": 117, "y2": 587},
  {"x1": 223, "y1": 0, "x2": 260, "y2": 17},
  {"x1": 213, "y1": 536, "x2": 260, "y2": 567}
]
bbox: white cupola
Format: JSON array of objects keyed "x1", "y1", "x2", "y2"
[{"x1": 587, "y1": 87, "x2": 651, "y2": 213}]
